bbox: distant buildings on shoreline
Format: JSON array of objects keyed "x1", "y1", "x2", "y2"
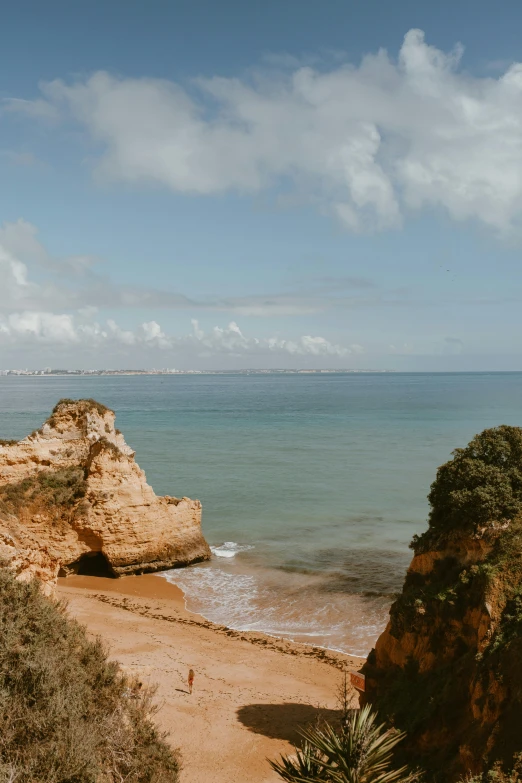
[{"x1": 0, "y1": 367, "x2": 390, "y2": 376}]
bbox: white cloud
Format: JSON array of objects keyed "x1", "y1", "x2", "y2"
[
  {"x1": 106, "y1": 319, "x2": 136, "y2": 345},
  {"x1": 14, "y1": 29, "x2": 522, "y2": 234},
  {"x1": 0, "y1": 223, "x2": 363, "y2": 362},
  {"x1": 0, "y1": 219, "x2": 48, "y2": 265},
  {"x1": 0, "y1": 310, "x2": 358, "y2": 359},
  {"x1": 266, "y1": 333, "x2": 359, "y2": 357},
  {"x1": 2, "y1": 97, "x2": 60, "y2": 123},
  {"x1": 183, "y1": 319, "x2": 355, "y2": 357},
  {"x1": 141, "y1": 320, "x2": 170, "y2": 347},
  {"x1": 2, "y1": 312, "x2": 78, "y2": 343},
  {"x1": 0, "y1": 244, "x2": 33, "y2": 310},
  {"x1": 0, "y1": 219, "x2": 196, "y2": 313}
]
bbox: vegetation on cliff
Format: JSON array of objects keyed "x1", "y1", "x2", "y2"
[
  {"x1": 413, "y1": 425, "x2": 522, "y2": 551},
  {"x1": 0, "y1": 566, "x2": 180, "y2": 783},
  {"x1": 364, "y1": 426, "x2": 522, "y2": 781},
  {"x1": 466, "y1": 754, "x2": 522, "y2": 782},
  {"x1": 0, "y1": 467, "x2": 87, "y2": 517},
  {"x1": 51, "y1": 398, "x2": 113, "y2": 417}
]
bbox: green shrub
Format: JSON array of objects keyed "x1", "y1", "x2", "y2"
[
  {"x1": 413, "y1": 426, "x2": 522, "y2": 552},
  {"x1": 463, "y1": 753, "x2": 522, "y2": 781},
  {"x1": 0, "y1": 467, "x2": 87, "y2": 518},
  {"x1": 0, "y1": 567, "x2": 180, "y2": 783}
]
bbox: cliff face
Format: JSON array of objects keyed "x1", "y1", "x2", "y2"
[
  {"x1": 0, "y1": 398, "x2": 210, "y2": 593},
  {"x1": 362, "y1": 426, "x2": 522, "y2": 781}
]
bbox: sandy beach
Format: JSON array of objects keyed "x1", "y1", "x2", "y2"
[{"x1": 57, "y1": 574, "x2": 365, "y2": 783}]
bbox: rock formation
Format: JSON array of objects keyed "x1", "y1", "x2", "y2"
[
  {"x1": 362, "y1": 426, "x2": 522, "y2": 781},
  {"x1": 0, "y1": 398, "x2": 210, "y2": 593}
]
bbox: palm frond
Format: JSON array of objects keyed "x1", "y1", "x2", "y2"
[
  {"x1": 268, "y1": 739, "x2": 329, "y2": 782},
  {"x1": 269, "y1": 705, "x2": 416, "y2": 783}
]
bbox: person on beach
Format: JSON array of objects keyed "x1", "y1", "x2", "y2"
[{"x1": 188, "y1": 668, "x2": 195, "y2": 695}]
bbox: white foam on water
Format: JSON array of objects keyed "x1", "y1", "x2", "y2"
[
  {"x1": 162, "y1": 566, "x2": 260, "y2": 627},
  {"x1": 210, "y1": 542, "x2": 255, "y2": 558},
  {"x1": 159, "y1": 561, "x2": 389, "y2": 657}
]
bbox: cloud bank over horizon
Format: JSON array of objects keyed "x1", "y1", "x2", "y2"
[
  {"x1": 8, "y1": 29, "x2": 522, "y2": 237},
  {"x1": 0, "y1": 220, "x2": 360, "y2": 367}
]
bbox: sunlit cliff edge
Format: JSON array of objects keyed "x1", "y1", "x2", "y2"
[{"x1": 0, "y1": 398, "x2": 210, "y2": 593}]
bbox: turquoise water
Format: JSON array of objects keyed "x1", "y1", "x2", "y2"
[{"x1": 1, "y1": 373, "x2": 521, "y2": 654}]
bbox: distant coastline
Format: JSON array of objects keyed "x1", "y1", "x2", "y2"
[{"x1": 0, "y1": 368, "x2": 392, "y2": 376}]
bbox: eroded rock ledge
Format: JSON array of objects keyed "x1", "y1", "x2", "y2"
[
  {"x1": 362, "y1": 426, "x2": 522, "y2": 780},
  {"x1": 0, "y1": 398, "x2": 210, "y2": 592}
]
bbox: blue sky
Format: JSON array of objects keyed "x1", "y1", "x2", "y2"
[{"x1": 1, "y1": 0, "x2": 522, "y2": 370}]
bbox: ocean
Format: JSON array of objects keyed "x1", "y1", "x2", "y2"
[{"x1": 1, "y1": 372, "x2": 521, "y2": 656}]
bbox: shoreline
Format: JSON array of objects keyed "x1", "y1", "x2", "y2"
[
  {"x1": 58, "y1": 573, "x2": 365, "y2": 783},
  {"x1": 58, "y1": 573, "x2": 365, "y2": 670},
  {"x1": 159, "y1": 568, "x2": 370, "y2": 661}
]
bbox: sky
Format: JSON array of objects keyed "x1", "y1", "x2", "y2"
[{"x1": 1, "y1": 0, "x2": 522, "y2": 371}]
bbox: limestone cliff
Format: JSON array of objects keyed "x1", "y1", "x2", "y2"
[
  {"x1": 362, "y1": 426, "x2": 522, "y2": 781},
  {"x1": 0, "y1": 398, "x2": 210, "y2": 593}
]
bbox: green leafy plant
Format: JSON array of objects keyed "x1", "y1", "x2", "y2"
[
  {"x1": 413, "y1": 426, "x2": 522, "y2": 552},
  {"x1": 269, "y1": 704, "x2": 417, "y2": 783}
]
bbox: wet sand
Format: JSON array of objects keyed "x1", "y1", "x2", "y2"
[{"x1": 58, "y1": 574, "x2": 365, "y2": 783}]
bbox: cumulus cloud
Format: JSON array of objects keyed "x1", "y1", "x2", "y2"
[
  {"x1": 12, "y1": 29, "x2": 522, "y2": 234},
  {"x1": 1, "y1": 312, "x2": 78, "y2": 344},
  {"x1": 187, "y1": 319, "x2": 355, "y2": 356},
  {"x1": 0, "y1": 311, "x2": 357, "y2": 359},
  {"x1": 0, "y1": 220, "x2": 365, "y2": 365}
]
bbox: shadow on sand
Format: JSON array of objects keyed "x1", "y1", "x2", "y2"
[{"x1": 236, "y1": 703, "x2": 340, "y2": 744}]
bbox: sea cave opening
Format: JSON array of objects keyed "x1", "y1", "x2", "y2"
[{"x1": 75, "y1": 551, "x2": 116, "y2": 578}]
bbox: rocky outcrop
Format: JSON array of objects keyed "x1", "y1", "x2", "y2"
[
  {"x1": 362, "y1": 426, "x2": 522, "y2": 781},
  {"x1": 0, "y1": 398, "x2": 210, "y2": 593}
]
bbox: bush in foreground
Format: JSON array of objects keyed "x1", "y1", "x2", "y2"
[
  {"x1": 269, "y1": 704, "x2": 417, "y2": 783},
  {"x1": 0, "y1": 567, "x2": 180, "y2": 783}
]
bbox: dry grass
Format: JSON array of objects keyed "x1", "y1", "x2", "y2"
[{"x1": 0, "y1": 567, "x2": 180, "y2": 783}]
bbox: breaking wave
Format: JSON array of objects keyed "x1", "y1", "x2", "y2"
[{"x1": 210, "y1": 542, "x2": 255, "y2": 558}]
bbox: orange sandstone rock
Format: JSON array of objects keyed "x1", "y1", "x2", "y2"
[{"x1": 0, "y1": 399, "x2": 210, "y2": 592}]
